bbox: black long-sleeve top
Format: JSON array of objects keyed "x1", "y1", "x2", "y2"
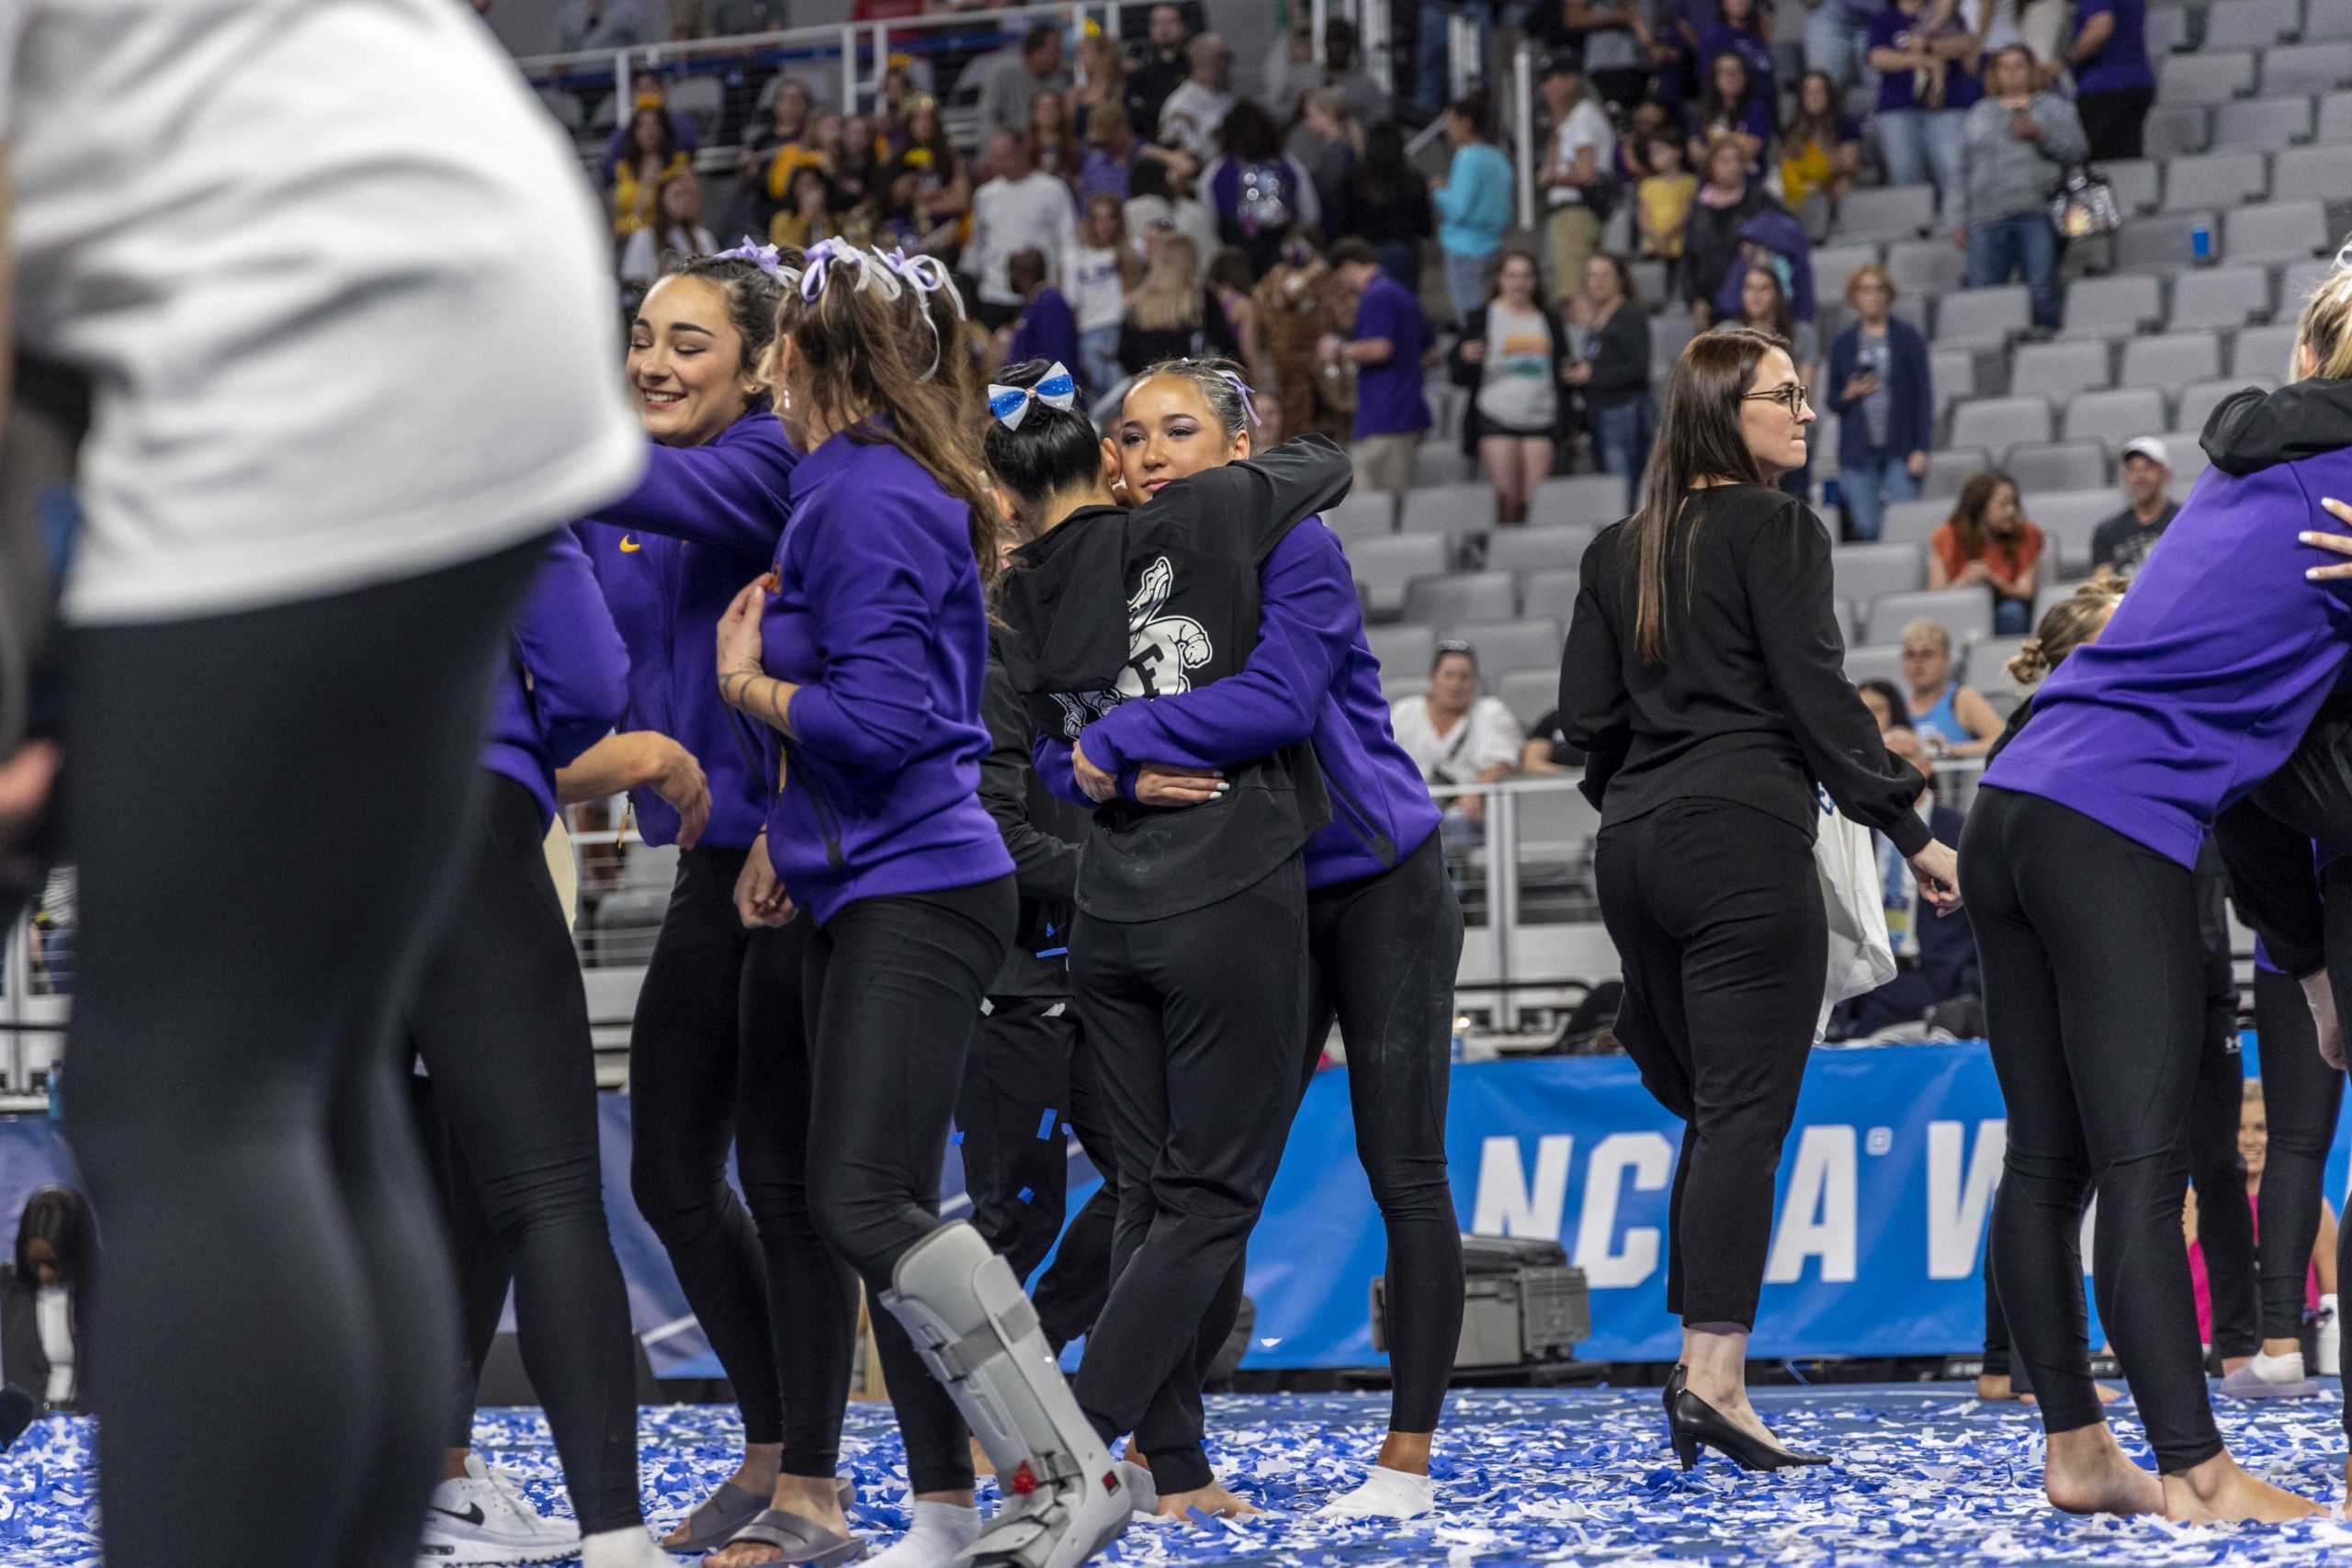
[
  {"x1": 1580, "y1": 302, "x2": 1653, "y2": 411},
  {"x1": 1559, "y1": 484, "x2": 1932, "y2": 855},
  {"x1": 978, "y1": 641, "x2": 1088, "y2": 997}
]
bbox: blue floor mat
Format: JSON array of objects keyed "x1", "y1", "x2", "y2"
[{"x1": 10, "y1": 1383, "x2": 2352, "y2": 1565}]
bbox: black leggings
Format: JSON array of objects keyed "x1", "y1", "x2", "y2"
[
  {"x1": 62, "y1": 539, "x2": 544, "y2": 1568},
  {"x1": 2076, "y1": 86, "x2": 2155, "y2": 164},
  {"x1": 1302, "y1": 831, "x2": 1464, "y2": 1435},
  {"x1": 2188, "y1": 949, "x2": 2256, "y2": 1362},
  {"x1": 405, "y1": 775, "x2": 644, "y2": 1532},
  {"x1": 1962, "y1": 786, "x2": 2221, "y2": 1472},
  {"x1": 1072, "y1": 857, "x2": 1309, "y2": 1495},
  {"x1": 1593, "y1": 800, "x2": 1826, "y2": 1330},
  {"x1": 799, "y1": 878, "x2": 1014, "y2": 1496},
  {"x1": 957, "y1": 995, "x2": 1120, "y2": 1343},
  {"x1": 411, "y1": 1076, "x2": 511, "y2": 1450},
  {"x1": 628, "y1": 846, "x2": 857, "y2": 1469},
  {"x1": 2254, "y1": 964, "x2": 2347, "y2": 1342}
]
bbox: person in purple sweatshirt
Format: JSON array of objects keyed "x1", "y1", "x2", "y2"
[
  {"x1": 1057, "y1": 361, "x2": 1464, "y2": 1522},
  {"x1": 1958, "y1": 265, "x2": 2352, "y2": 1526},
  {"x1": 711, "y1": 241, "x2": 1130, "y2": 1568},
  {"x1": 571, "y1": 245, "x2": 873, "y2": 1558},
  {"x1": 401, "y1": 530, "x2": 677, "y2": 1568}
]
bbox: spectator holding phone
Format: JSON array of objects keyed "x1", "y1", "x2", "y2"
[{"x1": 1826, "y1": 263, "x2": 1933, "y2": 541}]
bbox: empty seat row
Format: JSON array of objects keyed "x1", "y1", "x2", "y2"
[
  {"x1": 1364, "y1": 614, "x2": 1567, "y2": 690},
  {"x1": 2157, "y1": 46, "x2": 2352, "y2": 107}
]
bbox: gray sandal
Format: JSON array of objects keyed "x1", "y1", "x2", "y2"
[
  {"x1": 714, "y1": 1508, "x2": 865, "y2": 1565},
  {"x1": 670, "y1": 1478, "x2": 859, "y2": 1555}
]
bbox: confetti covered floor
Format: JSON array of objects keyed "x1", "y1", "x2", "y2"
[{"x1": 12, "y1": 1383, "x2": 2352, "y2": 1566}]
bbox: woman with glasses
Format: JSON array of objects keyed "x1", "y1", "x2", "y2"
[{"x1": 1559, "y1": 328, "x2": 1961, "y2": 1472}]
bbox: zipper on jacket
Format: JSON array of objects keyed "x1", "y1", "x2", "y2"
[
  {"x1": 1323, "y1": 766, "x2": 1397, "y2": 869},
  {"x1": 787, "y1": 740, "x2": 847, "y2": 869}
]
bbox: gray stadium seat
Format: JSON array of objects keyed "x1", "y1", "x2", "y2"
[
  {"x1": 2100, "y1": 159, "x2": 2164, "y2": 216},
  {"x1": 1382, "y1": 672, "x2": 1431, "y2": 705},
  {"x1": 1486, "y1": 524, "x2": 1594, "y2": 577},
  {"x1": 1866, "y1": 588, "x2": 1994, "y2": 648},
  {"x1": 2028, "y1": 490, "x2": 2121, "y2": 571},
  {"x1": 1628, "y1": 259, "x2": 1670, "y2": 305},
  {"x1": 2312, "y1": 3, "x2": 2352, "y2": 39},
  {"x1": 2233, "y1": 321, "x2": 2302, "y2": 377},
  {"x1": 1929, "y1": 346, "x2": 1977, "y2": 417},
  {"x1": 2032, "y1": 581, "x2": 2076, "y2": 627},
  {"x1": 1830, "y1": 542, "x2": 1927, "y2": 603},
  {"x1": 1365, "y1": 623, "x2": 1438, "y2": 680},
  {"x1": 2162, "y1": 432, "x2": 2215, "y2": 495},
  {"x1": 2159, "y1": 51, "x2": 2257, "y2": 105},
  {"x1": 1951, "y1": 395, "x2": 2053, "y2": 453},
  {"x1": 2278, "y1": 257, "x2": 2338, "y2": 310},
  {"x1": 1965, "y1": 636, "x2": 2033, "y2": 699},
  {"x1": 2261, "y1": 44, "x2": 2352, "y2": 97},
  {"x1": 2161, "y1": 151, "x2": 2270, "y2": 212},
  {"x1": 2060, "y1": 274, "x2": 2164, "y2": 337},
  {"x1": 2011, "y1": 340, "x2": 2114, "y2": 399},
  {"x1": 1424, "y1": 382, "x2": 1468, "y2": 446},
  {"x1": 2167, "y1": 264, "x2": 2271, "y2": 330},
  {"x1": 1531, "y1": 473, "x2": 1632, "y2": 527},
  {"x1": 537, "y1": 89, "x2": 587, "y2": 132},
  {"x1": 1811, "y1": 243, "x2": 1883, "y2": 298},
  {"x1": 2145, "y1": 4, "x2": 2192, "y2": 55},
  {"x1": 1881, "y1": 497, "x2": 1951, "y2": 548},
  {"x1": 2002, "y1": 440, "x2": 2110, "y2": 494},
  {"x1": 1452, "y1": 618, "x2": 1564, "y2": 681},
  {"x1": 2177, "y1": 377, "x2": 2273, "y2": 435},
  {"x1": 2143, "y1": 103, "x2": 2211, "y2": 159},
  {"x1": 1403, "y1": 570, "x2": 1517, "y2": 629},
  {"x1": 1887, "y1": 239, "x2": 1968, "y2": 298},
  {"x1": 1520, "y1": 568, "x2": 1581, "y2": 623},
  {"x1": 2323, "y1": 91, "x2": 2352, "y2": 142},
  {"x1": 1497, "y1": 669, "x2": 1559, "y2": 733},
  {"x1": 666, "y1": 76, "x2": 725, "y2": 141},
  {"x1": 1350, "y1": 535, "x2": 1449, "y2": 619},
  {"x1": 2064, "y1": 388, "x2": 2169, "y2": 453},
  {"x1": 2225, "y1": 199, "x2": 2331, "y2": 264},
  {"x1": 1649, "y1": 309, "x2": 1698, "y2": 376},
  {"x1": 2120, "y1": 330, "x2": 2223, "y2": 389},
  {"x1": 1933, "y1": 286, "x2": 2030, "y2": 346},
  {"x1": 1325, "y1": 491, "x2": 1397, "y2": 547},
  {"x1": 2199, "y1": 0, "x2": 2297, "y2": 47},
  {"x1": 2270, "y1": 144, "x2": 2352, "y2": 203},
  {"x1": 1843, "y1": 644, "x2": 1905, "y2": 690},
  {"x1": 1837, "y1": 185, "x2": 1938, "y2": 243},
  {"x1": 2211, "y1": 95, "x2": 2314, "y2": 150},
  {"x1": 1410, "y1": 444, "x2": 1473, "y2": 490},
  {"x1": 2115, "y1": 211, "x2": 2218, "y2": 274},
  {"x1": 1400, "y1": 481, "x2": 1493, "y2": 542},
  {"x1": 1918, "y1": 447, "x2": 1988, "y2": 502},
  {"x1": 1832, "y1": 594, "x2": 1859, "y2": 641}
]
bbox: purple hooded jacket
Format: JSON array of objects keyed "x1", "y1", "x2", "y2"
[{"x1": 484, "y1": 529, "x2": 632, "y2": 827}]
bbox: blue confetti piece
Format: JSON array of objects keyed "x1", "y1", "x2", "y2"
[
  {"x1": 1059, "y1": 1121, "x2": 1073, "y2": 1136},
  {"x1": 1016, "y1": 1186, "x2": 1035, "y2": 1203},
  {"x1": 949, "y1": 1129, "x2": 963, "y2": 1145},
  {"x1": 1036, "y1": 1109, "x2": 1058, "y2": 1140},
  {"x1": 1035, "y1": 946, "x2": 1069, "y2": 959}
]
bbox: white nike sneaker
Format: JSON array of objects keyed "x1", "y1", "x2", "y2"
[{"x1": 414, "y1": 1456, "x2": 581, "y2": 1565}]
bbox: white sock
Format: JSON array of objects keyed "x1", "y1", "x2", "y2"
[
  {"x1": 864, "y1": 1501, "x2": 981, "y2": 1568},
  {"x1": 580, "y1": 1526, "x2": 674, "y2": 1568},
  {"x1": 1118, "y1": 1459, "x2": 1159, "y2": 1515},
  {"x1": 1317, "y1": 1465, "x2": 1434, "y2": 1520},
  {"x1": 2252, "y1": 1347, "x2": 2310, "y2": 1382}
]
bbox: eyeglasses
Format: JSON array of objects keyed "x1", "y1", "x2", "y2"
[{"x1": 1742, "y1": 383, "x2": 1811, "y2": 416}]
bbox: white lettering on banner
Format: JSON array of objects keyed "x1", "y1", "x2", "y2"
[
  {"x1": 1927, "y1": 1119, "x2": 2007, "y2": 1280},
  {"x1": 1764, "y1": 1125, "x2": 1859, "y2": 1283},
  {"x1": 1472, "y1": 1134, "x2": 1572, "y2": 1239},
  {"x1": 1572, "y1": 1132, "x2": 1675, "y2": 1287}
]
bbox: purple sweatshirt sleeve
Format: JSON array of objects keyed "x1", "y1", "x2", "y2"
[
  {"x1": 597, "y1": 430, "x2": 797, "y2": 558},
  {"x1": 515, "y1": 529, "x2": 632, "y2": 770},
  {"x1": 785, "y1": 502, "x2": 947, "y2": 773},
  {"x1": 1032, "y1": 730, "x2": 1094, "y2": 809},
  {"x1": 1080, "y1": 523, "x2": 1356, "y2": 775}
]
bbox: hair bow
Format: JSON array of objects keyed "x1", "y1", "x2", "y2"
[
  {"x1": 710, "y1": 239, "x2": 788, "y2": 283},
  {"x1": 987, "y1": 364, "x2": 1079, "y2": 429},
  {"x1": 1215, "y1": 368, "x2": 1261, "y2": 429}
]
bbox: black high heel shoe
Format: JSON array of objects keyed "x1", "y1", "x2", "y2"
[
  {"x1": 1664, "y1": 1364, "x2": 1686, "y2": 1415},
  {"x1": 1667, "y1": 1387, "x2": 1831, "y2": 1473}
]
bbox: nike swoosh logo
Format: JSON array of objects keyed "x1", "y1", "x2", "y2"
[
  {"x1": 429, "y1": 1504, "x2": 488, "y2": 1527},
  {"x1": 618, "y1": 536, "x2": 642, "y2": 553}
]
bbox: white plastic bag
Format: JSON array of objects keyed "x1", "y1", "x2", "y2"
[{"x1": 1815, "y1": 784, "x2": 1896, "y2": 1035}]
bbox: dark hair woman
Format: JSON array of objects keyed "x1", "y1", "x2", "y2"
[
  {"x1": 1559, "y1": 327, "x2": 1960, "y2": 1471},
  {"x1": 1681, "y1": 138, "x2": 1768, "y2": 325},
  {"x1": 1928, "y1": 468, "x2": 2044, "y2": 635},
  {"x1": 1341, "y1": 121, "x2": 1437, "y2": 290},
  {"x1": 3, "y1": 1187, "x2": 95, "y2": 1415}
]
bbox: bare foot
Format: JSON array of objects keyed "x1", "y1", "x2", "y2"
[
  {"x1": 970, "y1": 1436, "x2": 995, "y2": 1477},
  {"x1": 2163, "y1": 1453, "x2": 2324, "y2": 1524},
  {"x1": 2095, "y1": 1382, "x2": 2124, "y2": 1405},
  {"x1": 2042, "y1": 1426, "x2": 2162, "y2": 1517},
  {"x1": 700, "y1": 1474, "x2": 852, "y2": 1567},
  {"x1": 1977, "y1": 1374, "x2": 2018, "y2": 1402},
  {"x1": 1157, "y1": 1480, "x2": 1261, "y2": 1519},
  {"x1": 1685, "y1": 1375, "x2": 1794, "y2": 1453}
]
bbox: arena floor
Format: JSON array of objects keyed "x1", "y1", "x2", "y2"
[{"x1": 9, "y1": 1384, "x2": 2352, "y2": 1565}]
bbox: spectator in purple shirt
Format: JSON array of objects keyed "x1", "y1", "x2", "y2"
[
  {"x1": 1696, "y1": 0, "x2": 1777, "y2": 109},
  {"x1": 1000, "y1": 249, "x2": 1083, "y2": 389},
  {"x1": 2064, "y1": 0, "x2": 2155, "y2": 161},
  {"x1": 1687, "y1": 48, "x2": 1776, "y2": 173},
  {"x1": 1320, "y1": 237, "x2": 1433, "y2": 503}
]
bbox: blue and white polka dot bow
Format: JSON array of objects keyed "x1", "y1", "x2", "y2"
[{"x1": 987, "y1": 363, "x2": 1079, "y2": 429}]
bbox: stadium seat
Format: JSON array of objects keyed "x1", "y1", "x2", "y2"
[
  {"x1": 2177, "y1": 377, "x2": 2272, "y2": 435},
  {"x1": 2161, "y1": 150, "x2": 2270, "y2": 212},
  {"x1": 2094, "y1": 159, "x2": 2161, "y2": 218},
  {"x1": 1843, "y1": 643, "x2": 1905, "y2": 689},
  {"x1": 1881, "y1": 497, "x2": 1951, "y2": 548},
  {"x1": 1867, "y1": 588, "x2": 1993, "y2": 647},
  {"x1": 537, "y1": 89, "x2": 587, "y2": 133},
  {"x1": 1404, "y1": 570, "x2": 1517, "y2": 629},
  {"x1": 2276, "y1": 258, "x2": 2336, "y2": 312},
  {"x1": 1811, "y1": 243, "x2": 1883, "y2": 297},
  {"x1": 2167, "y1": 264, "x2": 2271, "y2": 330},
  {"x1": 2225, "y1": 199, "x2": 2331, "y2": 264},
  {"x1": 2028, "y1": 490, "x2": 2120, "y2": 571},
  {"x1": 666, "y1": 76, "x2": 724, "y2": 141},
  {"x1": 2002, "y1": 440, "x2": 2110, "y2": 493},
  {"x1": 1830, "y1": 542, "x2": 1927, "y2": 603},
  {"x1": 1453, "y1": 618, "x2": 1563, "y2": 681},
  {"x1": 2060, "y1": 274, "x2": 2163, "y2": 337},
  {"x1": 2211, "y1": 95, "x2": 2314, "y2": 149},
  {"x1": 2311, "y1": 5, "x2": 2352, "y2": 41},
  {"x1": 1965, "y1": 636, "x2": 2032, "y2": 699},
  {"x1": 1950, "y1": 395, "x2": 2053, "y2": 453},
  {"x1": 1520, "y1": 568, "x2": 1581, "y2": 623},
  {"x1": 1530, "y1": 473, "x2": 1631, "y2": 528},
  {"x1": 2159, "y1": 51, "x2": 2257, "y2": 105},
  {"x1": 1837, "y1": 185, "x2": 1937, "y2": 243},
  {"x1": 2115, "y1": 210, "x2": 2218, "y2": 274},
  {"x1": 1425, "y1": 381, "x2": 1468, "y2": 446},
  {"x1": 2322, "y1": 91, "x2": 2352, "y2": 142},
  {"x1": 1934, "y1": 286, "x2": 2030, "y2": 346},
  {"x1": 2270, "y1": 144, "x2": 2352, "y2": 203},
  {"x1": 2064, "y1": 388, "x2": 2169, "y2": 453},
  {"x1": 1496, "y1": 669, "x2": 1558, "y2": 733},
  {"x1": 1382, "y1": 672, "x2": 1430, "y2": 705},
  {"x1": 1918, "y1": 447, "x2": 1987, "y2": 502},
  {"x1": 1486, "y1": 524, "x2": 1594, "y2": 577},
  {"x1": 2120, "y1": 330, "x2": 2223, "y2": 389},
  {"x1": 1832, "y1": 594, "x2": 1860, "y2": 641},
  {"x1": 1887, "y1": 240, "x2": 1967, "y2": 298},
  {"x1": 2163, "y1": 432, "x2": 2215, "y2": 494},
  {"x1": 2143, "y1": 103, "x2": 2211, "y2": 159},
  {"x1": 1325, "y1": 492, "x2": 1397, "y2": 547},
  {"x1": 1410, "y1": 445, "x2": 1473, "y2": 491},
  {"x1": 1928, "y1": 346, "x2": 1977, "y2": 418},
  {"x1": 1350, "y1": 535, "x2": 1449, "y2": 620},
  {"x1": 1628, "y1": 259, "x2": 1670, "y2": 305},
  {"x1": 2010, "y1": 340, "x2": 2113, "y2": 399},
  {"x1": 2261, "y1": 44, "x2": 2352, "y2": 97},
  {"x1": 2233, "y1": 321, "x2": 2302, "y2": 377},
  {"x1": 1366, "y1": 623, "x2": 1438, "y2": 681},
  {"x1": 2199, "y1": 0, "x2": 2297, "y2": 47},
  {"x1": 1400, "y1": 481, "x2": 1493, "y2": 542},
  {"x1": 2145, "y1": 5, "x2": 2192, "y2": 55},
  {"x1": 1649, "y1": 308, "x2": 1699, "y2": 374}
]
